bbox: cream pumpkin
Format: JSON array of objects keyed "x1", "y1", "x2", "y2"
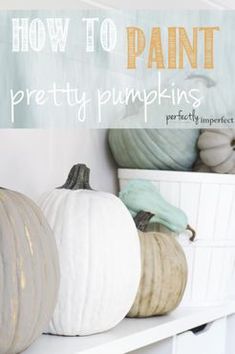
[
  {"x1": 128, "y1": 211, "x2": 187, "y2": 318},
  {"x1": 39, "y1": 164, "x2": 141, "y2": 336},
  {"x1": 0, "y1": 188, "x2": 59, "y2": 354},
  {"x1": 198, "y1": 129, "x2": 235, "y2": 173}
]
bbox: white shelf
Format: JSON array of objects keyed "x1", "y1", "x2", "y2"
[{"x1": 22, "y1": 302, "x2": 235, "y2": 354}]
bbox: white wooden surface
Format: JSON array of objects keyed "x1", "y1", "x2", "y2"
[
  {"x1": 22, "y1": 302, "x2": 235, "y2": 354},
  {"x1": 118, "y1": 169, "x2": 235, "y2": 307}
]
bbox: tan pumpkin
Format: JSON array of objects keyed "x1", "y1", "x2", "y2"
[
  {"x1": 128, "y1": 211, "x2": 187, "y2": 318},
  {"x1": 198, "y1": 129, "x2": 235, "y2": 173}
]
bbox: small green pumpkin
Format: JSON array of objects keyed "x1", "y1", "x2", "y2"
[
  {"x1": 119, "y1": 179, "x2": 195, "y2": 240},
  {"x1": 128, "y1": 211, "x2": 187, "y2": 317},
  {"x1": 109, "y1": 129, "x2": 199, "y2": 171},
  {"x1": 198, "y1": 129, "x2": 235, "y2": 173}
]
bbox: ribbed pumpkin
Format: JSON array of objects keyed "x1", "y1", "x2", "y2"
[
  {"x1": 109, "y1": 129, "x2": 199, "y2": 171},
  {"x1": 128, "y1": 211, "x2": 187, "y2": 318},
  {"x1": 39, "y1": 164, "x2": 141, "y2": 336},
  {"x1": 0, "y1": 188, "x2": 59, "y2": 354},
  {"x1": 198, "y1": 129, "x2": 235, "y2": 173}
]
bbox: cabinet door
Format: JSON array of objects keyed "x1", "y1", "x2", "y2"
[
  {"x1": 226, "y1": 314, "x2": 235, "y2": 354},
  {"x1": 174, "y1": 318, "x2": 226, "y2": 354},
  {"x1": 130, "y1": 337, "x2": 173, "y2": 354}
]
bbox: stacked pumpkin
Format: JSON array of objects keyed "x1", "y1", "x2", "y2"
[
  {"x1": 109, "y1": 128, "x2": 235, "y2": 174},
  {"x1": 107, "y1": 126, "x2": 235, "y2": 318}
]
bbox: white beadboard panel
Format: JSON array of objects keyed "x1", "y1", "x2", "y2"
[
  {"x1": 159, "y1": 182, "x2": 180, "y2": 208},
  {"x1": 179, "y1": 183, "x2": 201, "y2": 229},
  {"x1": 191, "y1": 247, "x2": 212, "y2": 303},
  {"x1": 180, "y1": 246, "x2": 194, "y2": 304},
  {"x1": 178, "y1": 245, "x2": 235, "y2": 307},
  {"x1": 214, "y1": 185, "x2": 235, "y2": 240},
  {"x1": 195, "y1": 184, "x2": 220, "y2": 240},
  {"x1": 206, "y1": 248, "x2": 226, "y2": 302},
  {"x1": 118, "y1": 169, "x2": 235, "y2": 306},
  {"x1": 219, "y1": 249, "x2": 235, "y2": 300},
  {"x1": 119, "y1": 170, "x2": 235, "y2": 243},
  {"x1": 226, "y1": 192, "x2": 235, "y2": 240},
  {"x1": 228, "y1": 251, "x2": 235, "y2": 298},
  {"x1": 118, "y1": 169, "x2": 235, "y2": 186}
]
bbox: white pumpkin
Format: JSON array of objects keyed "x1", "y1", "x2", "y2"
[
  {"x1": 198, "y1": 129, "x2": 235, "y2": 173},
  {"x1": 39, "y1": 164, "x2": 140, "y2": 336}
]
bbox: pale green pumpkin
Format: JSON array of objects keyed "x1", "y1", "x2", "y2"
[
  {"x1": 119, "y1": 179, "x2": 195, "y2": 240},
  {"x1": 109, "y1": 129, "x2": 199, "y2": 171}
]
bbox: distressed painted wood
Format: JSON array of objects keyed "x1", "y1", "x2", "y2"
[{"x1": 0, "y1": 188, "x2": 59, "y2": 354}]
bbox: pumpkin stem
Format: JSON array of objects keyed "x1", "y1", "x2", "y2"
[
  {"x1": 58, "y1": 164, "x2": 92, "y2": 190},
  {"x1": 134, "y1": 211, "x2": 154, "y2": 232},
  {"x1": 186, "y1": 224, "x2": 196, "y2": 242}
]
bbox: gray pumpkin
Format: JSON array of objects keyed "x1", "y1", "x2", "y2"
[
  {"x1": 109, "y1": 129, "x2": 199, "y2": 171},
  {"x1": 0, "y1": 188, "x2": 59, "y2": 354}
]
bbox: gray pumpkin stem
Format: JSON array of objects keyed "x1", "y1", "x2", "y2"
[
  {"x1": 58, "y1": 164, "x2": 92, "y2": 190},
  {"x1": 134, "y1": 211, "x2": 154, "y2": 232}
]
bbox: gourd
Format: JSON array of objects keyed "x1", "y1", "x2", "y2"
[
  {"x1": 198, "y1": 129, "x2": 235, "y2": 173},
  {"x1": 109, "y1": 128, "x2": 199, "y2": 171},
  {"x1": 119, "y1": 179, "x2": 195, "y2": 240},
  {"x1": 39, "y1": 164, "x2": 141, "y2": 336},
  {"x1": 0, "y1": 187, "x2": 59, "y2": 354},
  {"x1": 128, "y1": 211, "x2": 187, "y2": 317}
]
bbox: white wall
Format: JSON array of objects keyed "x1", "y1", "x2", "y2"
[{"x1": 0, "y1": 130, "x2": 117, "y2": 200}]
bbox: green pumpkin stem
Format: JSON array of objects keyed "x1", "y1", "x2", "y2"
[
  {"x1": 58, "y1": 164, "x2": 92, "y2": 190},
  {"x1": 187, "y1": 224, "x2": 196, "y2": 242},
  {"x1": 134, "y1": 211, "x2": 154, "y2": 232}
]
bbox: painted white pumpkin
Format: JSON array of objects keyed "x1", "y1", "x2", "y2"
[
  {"x1": 198, "y1": 129, "x2": 235, "y2": 173},
  {"x1": 39, "y1": 164, "x2": 140, "y2": 336}
]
